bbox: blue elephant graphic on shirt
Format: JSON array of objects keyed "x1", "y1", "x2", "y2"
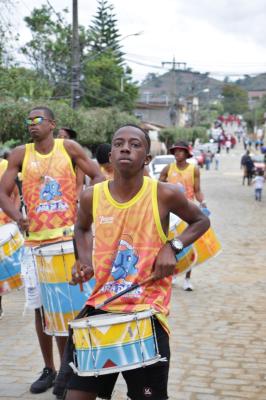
[
  {"x1": 111, "y1": 239, "x2": 138, "y2": 280},
  {"x1": 40, "y1": 177, "x2": 62, "y2": 201}
]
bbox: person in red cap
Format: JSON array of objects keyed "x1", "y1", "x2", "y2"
[{"x1": 159, "y1": 140, "x2": 207, "y2": 291}]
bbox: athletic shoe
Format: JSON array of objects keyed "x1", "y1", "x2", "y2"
[
  {"x1": 30, "y1": 367, "x2": 56, "y2": 394},
  {"x1": 183, "y1": 278, "x2": 193, "y2": 291}
]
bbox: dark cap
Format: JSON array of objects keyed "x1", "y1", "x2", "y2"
[{"x1": 169, "y1": 140, "x2": 193, "y2": 157}]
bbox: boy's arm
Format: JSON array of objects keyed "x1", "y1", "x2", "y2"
[
  {"x1": 72, "y1": 187, "x2": 94, "y2": 284},
  {"x1": 159, "y1": 164, "x2": 170, "y2": 182},
  {"x1": 0, "y1": 147, "x2": 28, "y2": 230},
  {"x1": 63, "y1": 139, "x2": 105, "y2": 184}
]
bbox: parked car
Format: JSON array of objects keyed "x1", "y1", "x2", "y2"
[
  {"x1": 149, "y1": 155, "x2": 175, "y2": 179},
  {"x1": 149, "y1": 153, "x2": 199, "y2": 179},
  {"x1": 251, "y1": 154, "x2": 265, "y2": 173}
]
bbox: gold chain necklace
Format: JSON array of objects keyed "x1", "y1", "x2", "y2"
[{"x1": 33, "y1": 143, "x2": 55, "y2": 183}]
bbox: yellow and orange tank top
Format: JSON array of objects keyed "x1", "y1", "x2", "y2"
[
  {"x1": 0, "y1": 159, "x2": 11, "y2": 225},
  {"x1": 100, "y1": 165, "x2": 113, "y2": 180},
  {"x1": 21, "y1": 139, "x2": 77, "y2": 243},
  {"x1": 87, "y1": 177, "x2": 171, "y2": 321},
  {"x1": 167, "y1": 162, "x2": 195, "y2": 200}
]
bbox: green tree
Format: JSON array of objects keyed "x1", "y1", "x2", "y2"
[
  {"x1": 0, "y1": 99, "x2": 138, "y2": 147},
  {"x1": 21, "y1": 5, "x2": 89, "y2": 98},
  {"x1": 244, "y1": 95, "x2": 266, "y2": 131},
  {"x1": 84, "y1": 0, "x2": 138, "y2": 110},
  {"x1": 20, "y1": 1, "x2": 138, "y2": 110},
  {"x1": 159, "y1": 127, "x2": 208, "y2": 150},
  {"x1": 82, "y1": 54, "x2": 138, "y2": 110},
  {"x1": 197, "y1": 101, "x2": 224, "y2": 129},
  {"x1": 0, "y1": 66, "x2": 53, "y2": 100},
  {"x1": 0, "y1": 0, "x2": 18, "y2": 65},
  {"x1": 88, "y1": 0, "x2": 123, "y2": 65},
  {"x1": 222, "y1": 84, "x2": 248, "y2": 115}
]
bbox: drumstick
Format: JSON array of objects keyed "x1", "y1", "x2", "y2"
[
  {"x1": 72, "y1": 237, "x2": 83, "y2": 292},
  {"x1": 15, "y1": 176, "x2": 29, "y2": 237},
  {"x1": 95, "y1": 275, "x2": 155, "y2": 310}
]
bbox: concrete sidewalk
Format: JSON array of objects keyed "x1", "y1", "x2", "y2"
[{"x1": 1, "y1": 143, "x2": 266, "y2": 399}]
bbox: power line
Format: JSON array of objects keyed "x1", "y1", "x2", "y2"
[{"x1": 125, "y1": 58, "x2": 166, "y2": 70}]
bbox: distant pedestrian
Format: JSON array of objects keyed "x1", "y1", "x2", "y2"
[
  {"x1": 241, "y1": 150, "x2": 254, "y2": 186},
  {"x1": 205, "y1": 150, "x2": 212, "y2": 170},
  {"x1": 252, "y1": 170, "x2": 265, "y2": 201},
  {"x1": 255, "y1": 139, "x2": 260, "y2": 150},
  {"x1": 214, "y1": 151, "x2": 220, "y2": 170},
  {"x1": 225, "y1": 139, "x2": 231, "y2": 154}
]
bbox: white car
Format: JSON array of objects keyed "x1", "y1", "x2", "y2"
[
  {"x1": 149, "y1": 153, "x2": 198, "y2": 179},
  {"x1": 149, "y1": 155, "x2": 175, "y2": 179}
]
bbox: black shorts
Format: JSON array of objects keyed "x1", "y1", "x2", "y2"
[{"x1": 67, "y1": 308, "x2": 170, "y2": 400}]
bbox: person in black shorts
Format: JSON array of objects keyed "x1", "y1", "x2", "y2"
[{"x1": 62, "y1": 124, "x2": 209, "y2": 400}]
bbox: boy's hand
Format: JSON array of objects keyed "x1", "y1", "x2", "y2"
[
  {"x1": 70, "y1": 261, "x2": 94, "y2": 285},
  {"x1": 152, "y1": 243, "x2": 176, "y2": 280}
]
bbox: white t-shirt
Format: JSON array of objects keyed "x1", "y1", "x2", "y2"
[{"x1": 253, "y1": 176, "x2": 264, "y2": 190}]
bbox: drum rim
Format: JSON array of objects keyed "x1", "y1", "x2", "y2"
[
  {"x1": 32, "y1": 240, "x2": 74, "y2": 256},
  {"x1": 70, "y1": 309, "x2": 156, "y2": 328},
  {"x1": 0, "y1": 223, "x2": 20, "y2": 246},
  {"x1": 70, "y1": 355, "x2": 162, "y2": 377}
]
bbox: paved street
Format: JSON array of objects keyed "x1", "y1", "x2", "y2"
[{"x1": 0, "y1": 142, "x2": 265, "y2": 400}]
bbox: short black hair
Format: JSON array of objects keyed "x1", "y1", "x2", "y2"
[
  {"x1": 59, "y1": 127, "x2": 77, "y2": 140},
  {"x1": 30, "y1": 106, "x2": 55, "y2": 120},
  {"x1": 96, "y1": 143, "x2": 111, "y2": 164},
  {"x1": 116, "y1": 124, "x2": 151, "y2": 152}
]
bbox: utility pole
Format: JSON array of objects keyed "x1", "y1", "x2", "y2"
[
  {"x1": 71, "y1": 0, "x2": 80, "y2": 109},
  {"x1": 162, "y1": 58, "x2": 187, "y2": 124},
  {"x1": 162, "y1": 57, "x2": 187, "y2": 71}
]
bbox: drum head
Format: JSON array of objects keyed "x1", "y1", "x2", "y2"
[
  {"x1": 0, "y1": 223, "x2": 19, "y2": 246},
  {"x1": 70, "y1": 309, "x2": 156, "y2": 329},
  {"x1": 33, "y1": 240, "x2": 74, "y2": 256}
]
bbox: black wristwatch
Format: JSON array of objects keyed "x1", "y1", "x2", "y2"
[{"x1": 167, "y1": 238, "x2": 184, "y2": 254}]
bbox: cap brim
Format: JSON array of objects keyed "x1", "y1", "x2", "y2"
[{"x1": 169, "y1": 146, "x2": 193, "y2": 157}]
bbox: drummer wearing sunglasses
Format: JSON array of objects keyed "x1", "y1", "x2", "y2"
[
  {"x1": 61, "y1": 125, "x2": 210, "y2": 400},
  {"x1": 0, "y1": 106, "x2": 105, "y2": 396}
]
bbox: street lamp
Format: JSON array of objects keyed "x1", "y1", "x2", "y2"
[
  {"x1": 202, "y1": 88, "x2": 210, "y2": 127},
  {"x1": 120, "y1": 31, "x2": 143, "y2": 92},
  {"x1": 120, "y1": 31, "x2": 144, "y2": 42}
]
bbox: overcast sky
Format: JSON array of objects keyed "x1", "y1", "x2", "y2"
[{"x1": 10, "y1": 0, "x2": 266, "y2": 82}]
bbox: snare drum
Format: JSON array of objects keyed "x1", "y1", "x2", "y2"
[
  {"x1": 169, "y1": 213, "x2": 221, "y2": 267},
  {"x1": 0, "y1": 223, "x2": 24, "y2": 295},
  {"x1": 193, "y1": 227, "x2": 222, "y2": 265},
  {"x1": 70, "y1": 310, "x2": 161, "y2": 376},
  {"x1": 33, "y1": 240, "x2": 95, "y2": 336}
]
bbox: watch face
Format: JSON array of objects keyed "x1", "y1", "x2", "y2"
[{"x1": 171, "y1": 239, "x2": 183, "y2": 251}]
